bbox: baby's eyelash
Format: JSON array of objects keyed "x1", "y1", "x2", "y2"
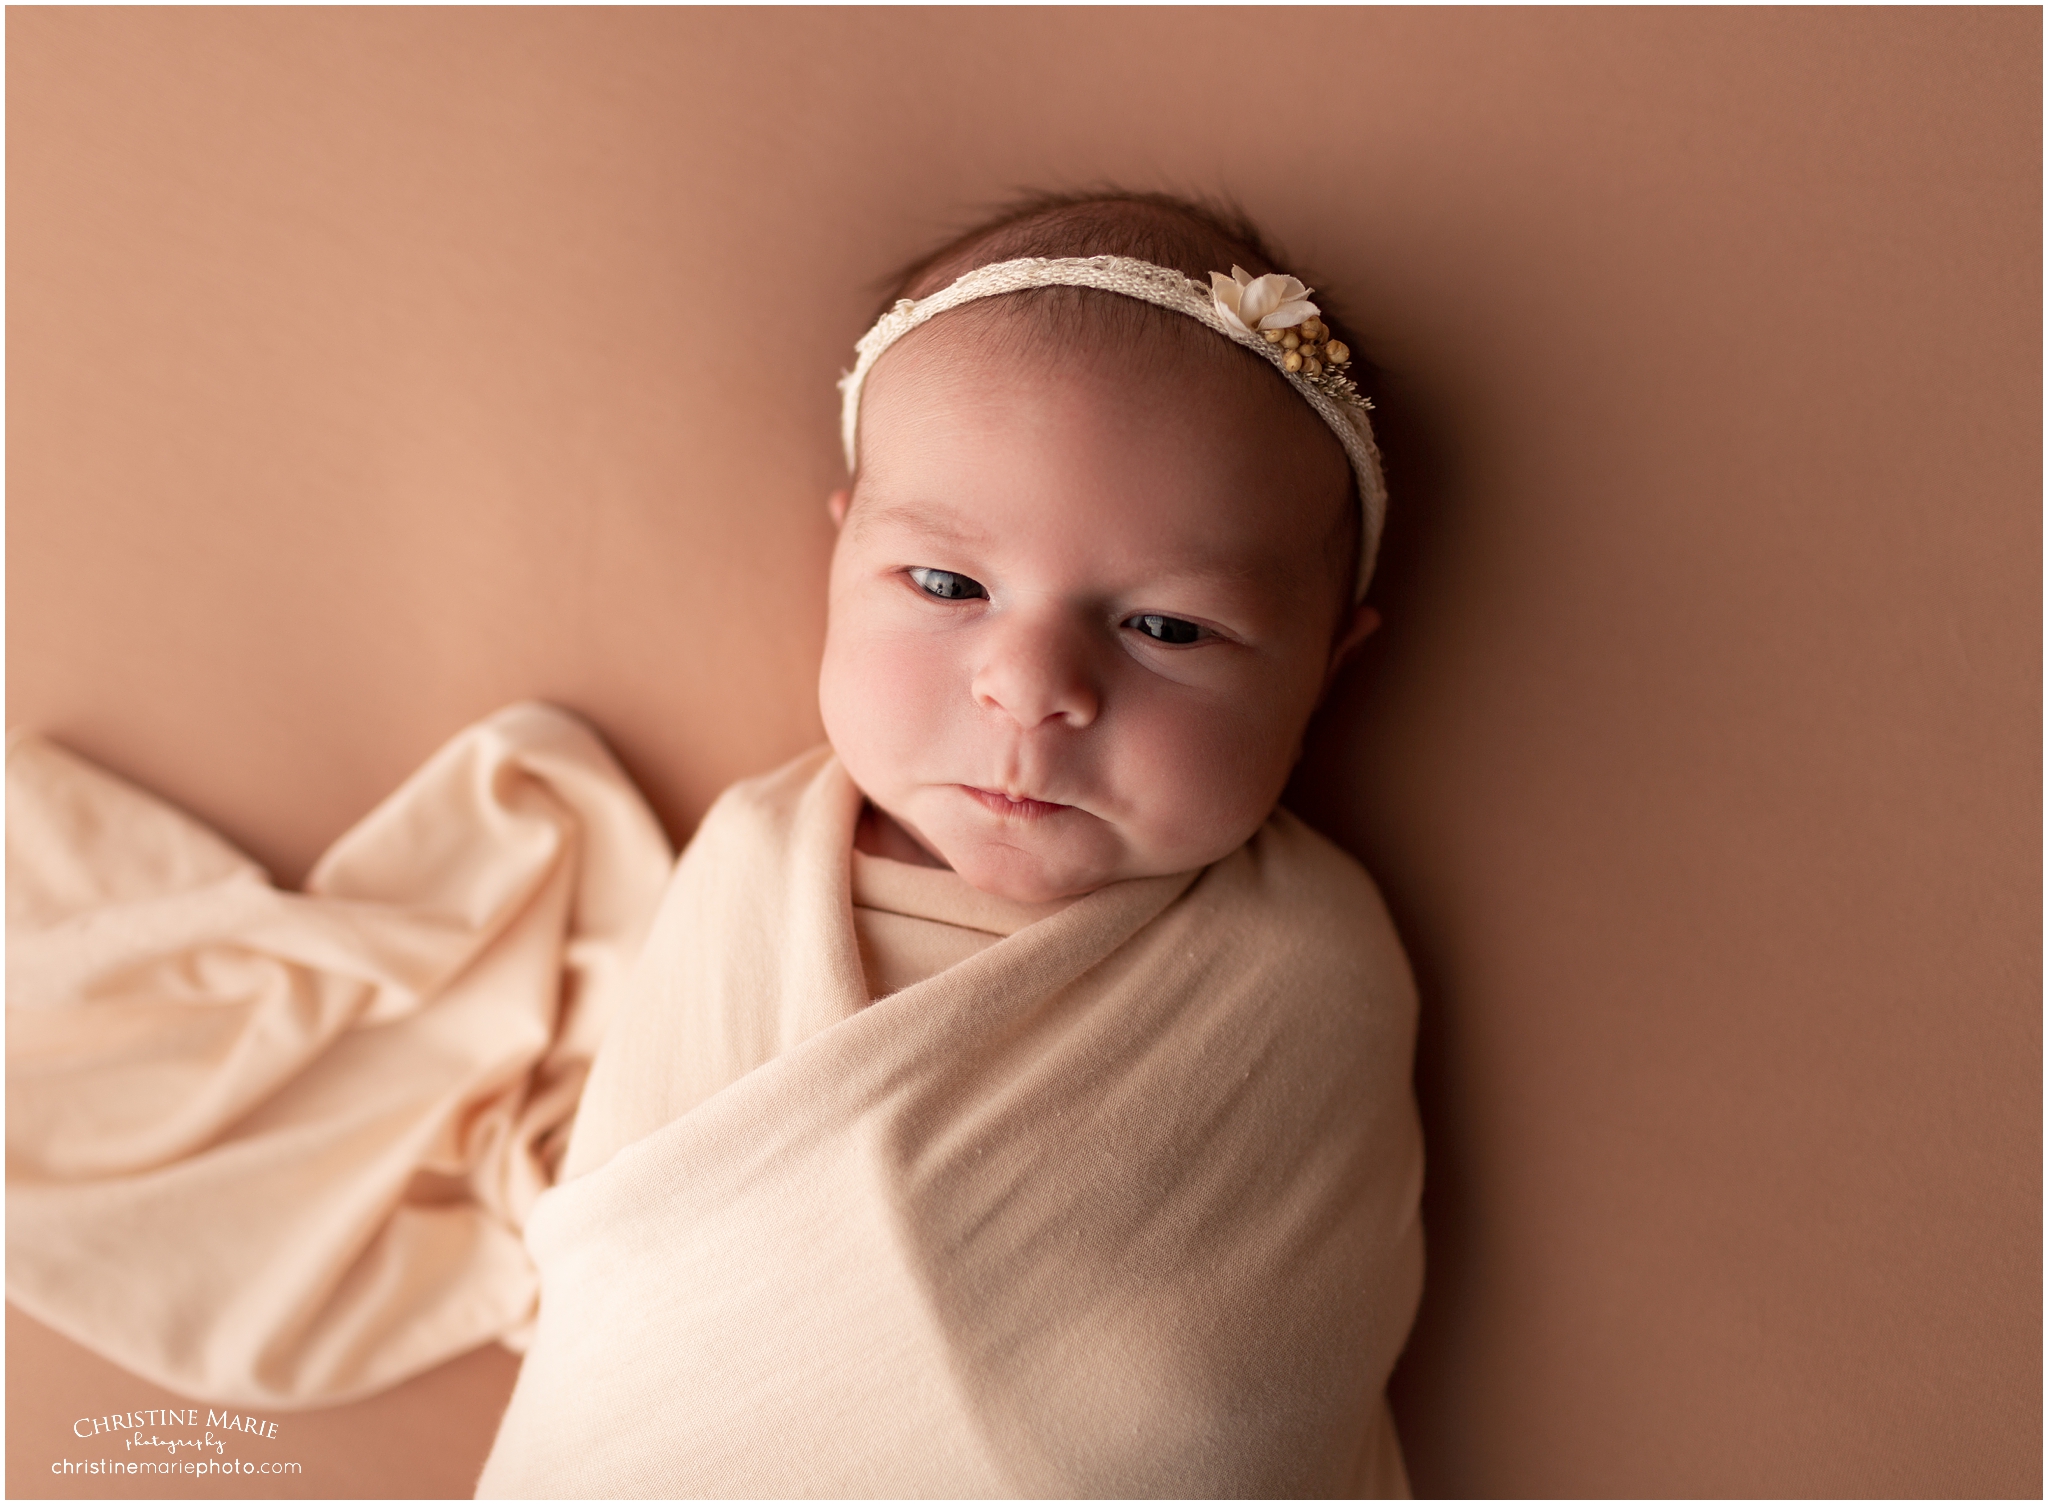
[
  {"x1": 902, "y1": 573, "x2": 1204, "y2": 643},
  {"x1": 1126, "y1": 613, "x2": 1203, "y2": 645},
  {"x1": 908, "y1": 567, "x2": 987, "y2": 601}
]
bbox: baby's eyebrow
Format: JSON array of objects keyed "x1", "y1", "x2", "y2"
[
  {"x1": 848, "y1": 500, "x2": 990, "y2": 546},
  {"x1": 1146, "y1": 556, "x2": 1268, "y2": 587}
]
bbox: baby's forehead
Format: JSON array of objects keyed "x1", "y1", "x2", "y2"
[
  {"x1": 861, "y1": 303, "x2": 1340, "y2": 494},
  {"x1": 851, "y1": 296, "x2": 1356, "y2": 602},
  {"x1": 849, "y1": 455, "x2": 1341, "y2": 611}
]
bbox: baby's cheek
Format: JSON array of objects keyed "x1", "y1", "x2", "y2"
[
  {"x1": 1110, "y1": 690, "x2": 1290, "y2": 863},
  {"x1": 818, "y1": 624, "x2": 888, "y2": 781},
  {"x1": 821, "y1": 618, "x2": 958, "y2": 786}
]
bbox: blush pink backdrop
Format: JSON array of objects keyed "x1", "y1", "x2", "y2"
[{"x1": 8, "y1": 8, "x2": 2039, "y2": 1497}]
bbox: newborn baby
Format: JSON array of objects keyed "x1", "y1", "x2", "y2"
[{"x1": 480, "y1": 193, "x2": 1425, "y2": 1497}]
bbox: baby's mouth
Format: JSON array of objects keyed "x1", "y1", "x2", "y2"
[{"x1": 959, "y1": 785, "x2": 1069, "y2": 821}]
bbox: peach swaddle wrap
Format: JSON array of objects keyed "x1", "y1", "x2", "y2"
[
  {"x1": 480, "y1": 746, "x2": 1424, "y2": 1497},
  {"x1": 8, "y1": 707, "x2": 1424, "y2": 1495},
  {"x1": 6, "y1": 704, "x2": 675, "y2": 1405}
]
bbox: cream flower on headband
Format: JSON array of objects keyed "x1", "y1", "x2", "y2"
[
  {"x1": 1209, "y1": 263, "x2": 1355, "y2": 384},
  {"x1": 1210, "y1": 265, "x2": 1319, "y2": 335}
]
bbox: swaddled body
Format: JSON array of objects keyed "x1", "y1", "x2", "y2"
[{"x1": 478, "y1": 748, "x2": 1421, "y2": 1497}]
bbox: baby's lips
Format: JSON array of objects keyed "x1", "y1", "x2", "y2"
[{"x1": 960, "y1": 784, "x2": 1069, "y2": 819}]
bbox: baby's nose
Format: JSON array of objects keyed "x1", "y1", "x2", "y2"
[{"x1": 969, "y1": 611, "x2": 1100, "y2": 730}]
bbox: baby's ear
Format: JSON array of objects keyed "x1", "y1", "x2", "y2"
[
  {"x1": 827, "y1": 489, "x2": 851, "y2": 528},
  {"x1": 1324, "y1": 604, "x2": 1382, "y2": 688}
]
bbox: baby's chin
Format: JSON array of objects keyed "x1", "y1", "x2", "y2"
[
  {"x1": 903, "y1": 799, "x2": 1127, "y2": 904},
  {"x1": 873, "y1": 782, "x2": 1238, "y2": 904},
  {"x1": 940, "y1": 837, "x2": 1114, "y2": 905},
  {"x1": 923, "y1": 807, "x2": 1208, "y2": 904}
]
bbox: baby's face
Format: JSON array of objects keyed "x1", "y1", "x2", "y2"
[{"x1": 820, "y1": 314, "x2": 1367, "y2": 903}]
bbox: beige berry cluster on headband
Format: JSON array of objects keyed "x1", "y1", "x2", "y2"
[
  {"x1": 1263, "y1": 314, "x2": 1349, "y2": 375},
  {"x1": 1209, "y1": 264, "x2": 1367, "y2": 409}
]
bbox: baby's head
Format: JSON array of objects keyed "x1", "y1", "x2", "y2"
[{"x1": 819, "y1": 192, "x2": 1384, "y2": 904}]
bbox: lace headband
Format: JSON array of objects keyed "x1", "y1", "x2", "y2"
[{"x1": 836, "y1": 254, "x2": 1387, "y2": 597}]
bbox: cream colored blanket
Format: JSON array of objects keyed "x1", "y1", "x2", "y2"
[
  {"x1": 9, "y1": 707, "x2": 1423, "y2": 1495},
  {"x1": 478, "y1": 746, "x2": 1424, "y2": 1498},
  {"x1": 7, "y1": 705, "x2": 675, "y2": 1405}
]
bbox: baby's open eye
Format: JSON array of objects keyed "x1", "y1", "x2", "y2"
[
  {"x1": 1126, "y1": 613, "x2": 1203, "y2": 645},
  {"x1": 908, "y1": 568, "x2": 987, "y2": 601}
]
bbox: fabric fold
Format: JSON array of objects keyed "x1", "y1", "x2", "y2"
[{"x1": 6, "y1": 703, "x2": 675, "y2": 1406}]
